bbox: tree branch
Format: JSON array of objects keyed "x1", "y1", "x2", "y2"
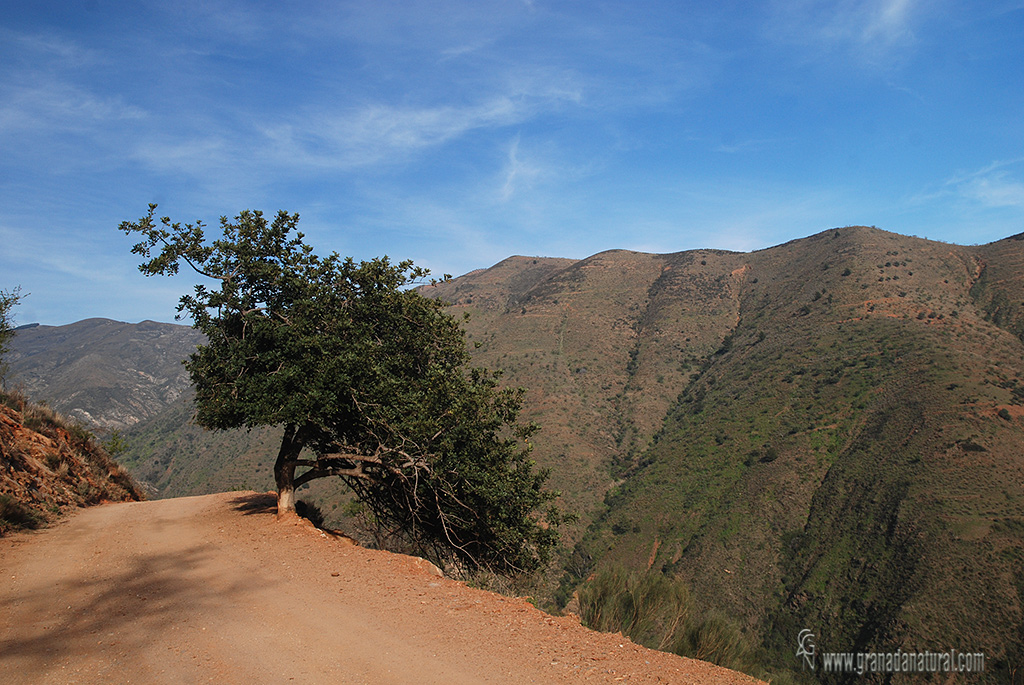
[{"x1": 294, "y1": 464, "x2": 372, "y2": 487}]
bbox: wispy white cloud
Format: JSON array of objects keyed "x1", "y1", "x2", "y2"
[
  {"x1": 766, "y1": 0, "x2": 924, "y2": 60},
  {"x1": 907, "y1": 159, "x2": 1024, "y2": 231},
  {"x1": 0, "y1": 77, "x2": 144, "y2": 134},
  {"x1": 0, "y1": 29, "x2": 143, "y2": 137},
  {"x1": 863, "y1": 0, "x2": 917, "y2": 43},
  {"x1": 714, "y1": 137, "x2": 783, "y2": 154},
  {"x1": 945, "y1": 158, "x2": 1024, "y2": 184},
  {"x1": 151, "y1": 0, "x2": 282, "y2": 44},
  {"x1": 439, "y1": 40, "x2": 493, "y2": 61},
  {"x1": 963, "y1": 177, "x2": 1024, "y2": 208},
  {"x1": 259, "y1": 76, "x2": 582, "y2": 171},
  {"x1": 257, "y1": 99, "x2": 513, "y2": 170},
  {"x1": 947, "y1": 159, "x2": 1024, "y2": 208},
  {"x1": 303, "y1": 0, "x2": 536, "y2": 58},
  {"x1": 500, "y1": 136, "x2": 544, "y2": 201},
  {"x1": 0, "y1": 27, "x2": 106, "y2": 66},
  {"x1": 128, "y1": 136, "x2": 230, "y2": 175}
]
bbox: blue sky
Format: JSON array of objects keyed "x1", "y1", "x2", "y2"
[{"x1": 2, "y1": 1, "x2": 1023, "y2": 325}]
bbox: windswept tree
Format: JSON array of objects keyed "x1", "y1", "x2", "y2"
[{"x1": 119, "y1": 205, "x2": 565, "y2": 574}]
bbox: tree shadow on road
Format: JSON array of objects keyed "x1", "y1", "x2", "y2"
[
  {"x1": 230, "y1": 492, "x2": 277, "y2": 516},
  {"x1": 0, "y1": 543, "x2": 276, "y2": 680},
  {"x1": 230, "y1": 492, "x2": 359, "y2": 545}
]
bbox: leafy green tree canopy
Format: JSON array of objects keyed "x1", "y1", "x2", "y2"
[
  {"x1": 0, "y1": 286, "x2": 24, "y2": 386},
  {"x1": 119, "y1": 205, "x2": 564, "y2": 574}
]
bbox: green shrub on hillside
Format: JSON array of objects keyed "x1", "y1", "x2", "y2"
[
  {"x1": 576, "y1": 565, "x2": 780, "y2": 679},
  {"x1": 578, "y1": 565, "x2": 692, "y2": 651}
]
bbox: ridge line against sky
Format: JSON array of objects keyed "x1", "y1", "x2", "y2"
[{"x1": 1, "y1": 0, "x2": 1022, "y2": 326}]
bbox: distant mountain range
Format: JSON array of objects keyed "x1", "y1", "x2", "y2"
[
  {"x1": 6, "y1": 318, "x2": 203, "y2": 430},
  {"x1": 8, "y1": 226, "x2": 1024, "y2": 680}
]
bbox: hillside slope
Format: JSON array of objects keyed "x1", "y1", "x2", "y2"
[
  {"x1": 423, "y1": 249, "x2": 745, "y2": 529},
  {"x1": 572, "y1": 228, "x2": 1024, "y2": 679},
  {"x1": 0, "y1": 390, "x2": 143, "y2": 534}
]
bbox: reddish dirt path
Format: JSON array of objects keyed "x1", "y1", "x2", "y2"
[{"x1": 0, "y1": 492, "x2": 762, "y2": 684}]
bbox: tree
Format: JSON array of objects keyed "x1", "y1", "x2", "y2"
[
  {"x1": 0, "y1": 286, "x2": 24, "y2": 387},
  {"x1": 119, "y1": 205, "x2": 565, "y2": 574}
]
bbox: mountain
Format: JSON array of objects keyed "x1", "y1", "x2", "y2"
[
  {"x1": 420, "y1": 249, "x2": 744, "y2": 528},
  {"x1": 6, "y1": 318, "x2": 204, "y2": 430},
  {"x1": 8, "y1": 226, "x2": 1024, "y2": 680},
  {"x1": 428, "y1": 227, "x2": 1024, "y2": 680}
]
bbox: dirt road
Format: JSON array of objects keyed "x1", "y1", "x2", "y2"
[{"x1": 0, "y1": 492, "x2": 762, "y2": 684}]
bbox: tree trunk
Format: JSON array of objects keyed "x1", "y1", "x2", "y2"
[{"x1": 274, "y1": 423, "x2": 304, "y2": 518}]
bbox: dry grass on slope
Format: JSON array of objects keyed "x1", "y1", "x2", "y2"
[{"x1": 0, "y1": 388, "x2": 143, "y2": 535}]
